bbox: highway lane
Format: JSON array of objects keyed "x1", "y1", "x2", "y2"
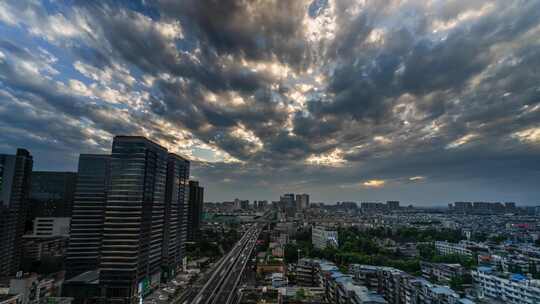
[
  {"x1": 172, "y1": 226, "x2": 256, "y2": 304},
  {"x1": 191, "y1": 236, "x2": 248, "y2": 304},
  {"x1": 223, "y1": 236, "x2": 256, "y2": 304},
  {"x1": 210, "y1": 226, "x2": 260, "y2": 304},
  {"x1": 191, "y1": 224, "x2": 261, "y2": 304},
  {"x1": 171, "y1": 258, "x2": 221, "y2": 304}
]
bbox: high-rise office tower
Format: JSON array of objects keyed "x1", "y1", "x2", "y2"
[
  {"x1": 0, "y1": 149, "x2": 33, "y2": 277},
  {"x1": 187, "y1": 181, "x2": 204, "y2": 241},
  {"x1": 234, "y1": 198, "x2": 241, "y2": 210},
  {"x1": 255, "y1": 200, "x2": 268, "y2": 210},
  {"x1": 99, "y1": 136, "x2": 168, "y2": 303},
  {"x1": 29, "y1": 171, "x2": 77, "y2": 220},
  {"x1": 504, "y1": 202, "x2": 516, "y2": 209},
  {"x1": 280, "y1": 193, "x2": 295, "y2": 209},
  {"x1": 296, "y1": 194, "x2": 310, "y2": 210},
  {"x1": 386, "y1": 201, "x2": 400, "y2": 210},
  {"x1": 162, "y1": 153, "x2": 190, "y2": 281},
  {"x1": 65, "y1": 154, "x2": 110, "y2": 279}
]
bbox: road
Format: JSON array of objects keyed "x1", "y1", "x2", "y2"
[{"x1": 190, "y1": 224, "x2": 261, "y2": 304}]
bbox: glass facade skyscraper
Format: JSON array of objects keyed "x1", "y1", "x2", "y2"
[
  {"x1": 162, "y1": 153, "x2": 190, "y2": 281},
  {"x1": 30, "y1": 171, "x2": 77, "y2": 219},
  {"x1": 0, "y1": 149, "x2": 33, "y2": 277},
  {"x1": 66, "y1": 154, "x2": 111, "y2": 279},
  {"x1": 99, "y1": 136, "x2": 168, "y2": 303},
  {"x1": 187, "y1": 180, "x2": 204, "y2": 242}
]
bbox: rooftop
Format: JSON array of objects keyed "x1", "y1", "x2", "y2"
[
  {"x1": 431, "y1": 286, "x2": 456, "y2": 296},
  {"x1": 510, "y1": 273, "x2": 527, "y2": 282},
  {"x1": 0, "y1": 294, "x2": 20, "y2": 301},
  {"x1": 65, "y1": 270, "x2": 99, "y2": 284}
]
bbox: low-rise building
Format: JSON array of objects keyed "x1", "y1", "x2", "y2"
[
  {"x1": 478, "y1": 252, "x2": 540, "y2": 275},
  {"x1": 348, "y1": 264, "x2": 383, "y2": 289},
  {"x1": 336, "y1": 277, "x2": 387, "y2": 304},
  {"x1": 268, "y1": 273, "x2": 288, "y2": 288},
  {"x1": 32, "y1": 218, "x2": 70, "y2": 238},
  {"x1": 61, "y1": 270, "x2": 100, "y2": 304},
  {"x1": 349, "y1": 264, "x2": 474, "y2": 304},
  {"x1": 300, "y1": 260, "x2": 387, "y2": 304},
  {"x1": 348, "y1": 285, "x2": 387, "y2": 304},
  {"x1": 420, "y1": 262, "x2": 465, "y2": 284},
  {"x1": 312, "y1": 227, "x2": 338, "y2": 250},
  {"x1": 435, "y1": 241, "x2": 473, "y2": 257},
  {"x1": 472, "y1": 266, "x2": 540, "y2": 303},
  {"x1": 0, "y1": 294, "x2": 22, "y2": 304},
  {"x1": 22, "y1": 236, "x2": 67, "y2": 262},
  {"x1": 297, "y1": 259, "x2": 321, "y2": 287},
  {"x1": 278, "y1": 286, "x2": 325, "y2": 304},
  {"x1": 9, "y1": 272, "x2": 64, "y2": 304}
]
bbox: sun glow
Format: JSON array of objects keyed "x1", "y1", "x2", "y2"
[
  {"x1": 362, "y1": 179, "x2": 385, "y2": 188},
  {"x1": 305, "y1": 148, "x2": 346, "y2": 167}
]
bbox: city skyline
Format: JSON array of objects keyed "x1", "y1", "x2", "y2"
[
  {"x1": 2, "y1": 141, "x2": 536, "y2": 206},
  {"x1": 1, "y1": 1, "x2": 540, "y2": 205},
  {"x1": 3, "y1": 142, "x2": 534, "y2": 207}
]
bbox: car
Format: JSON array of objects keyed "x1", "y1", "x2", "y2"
[{"x1": 158, "y1": 295, "x2": 168, "y2": 301}]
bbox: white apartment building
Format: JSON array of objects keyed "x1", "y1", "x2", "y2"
[
  {"x1": 32, "y1": 217, "x2": 70, "y2": 237},
  {"x1": 349, "y1": 264, "x2": 474, "y2": 304},
  {"x1": 472, "y1": 266, "x2": 540, "y2": 304},
  {"x1": 312, "y1": 226, "x2": 338, "y2": 250},
  {"x1": 435, "y1": 241, "x2": 473, "y2": 257}
]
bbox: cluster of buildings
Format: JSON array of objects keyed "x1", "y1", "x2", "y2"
[
  {"x1": 430, "y1": 239, "x2": 540, "y2": 303},
  {"x1": 253, "y1": 197, "x2": 540, "y2": 304},
  {"x1": 279, "y1": 193, "x2": 310, "y2": 211},
  {"x1": 292, "y1": 259, "x2": 476, "y2": 304},
  {"x1": 240, "y1": 214, "x2": 540, "y2": 304},
  {"x1": 248, "y1": 258, "x2": 387, "y2": 304},
  {"x1": 348, "y1": 264, "x2": 475, "y2": 304},
  {"x1": 209, "y1": 194, "x2": 540, "y2": 304},
  {"x1": 448, "y1": 202, "x2": 517, "y2": 214},
  {"x1": 0, "y1": 136, "x2": 205, "y2": 304},
  {"x1": 311, "y1": 226, "x2": 339, "y2": 250},
  {"x1": 203, "y1": 193, "x2": 311, "y2": 225},
  {"x1": 4, "y1": 140, "x2": 540, "y2": 304},
  {"x1": 360, "y1": 201, "x2": 401, "y2": 213},
  {"x1": 434, "y1": 241, "x2": 480, "y2": 257},
  {"x1": 204, "y1": 199, "x2": 269, "y2": 213},
  {"x1": 471, "y1": 267, "x2": 540, "y2": 303},
  {"x1": 420, "y1": 262, "x2": 465, "y2": 284}
]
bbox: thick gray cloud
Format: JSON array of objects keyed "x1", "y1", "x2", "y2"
[{"x1": 0, "y1": 0, "x2": 539, "y2": 205}]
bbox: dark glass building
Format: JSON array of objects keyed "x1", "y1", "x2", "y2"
[
  {"x1": 99, "y1": 136, "x2": 168, "y2": 303},
  {"x1": 29, "y1": 171, "x2": 77, "y2": 220},
  {"x1": 0, "y1": 149, "x2": 33, "y2": 277},
  {"x1": 66, "y1": 154, "x2": 111, "y2": 279},
  {"x1": 187, "y1": 180, "x2": 204, "y2": 241},
  {"x1": 161, "y1": 153, "x2": 190, "y2": 282}
]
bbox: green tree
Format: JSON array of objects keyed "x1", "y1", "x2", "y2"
[
  {"x1": 418, "y1": 243, "x2": 436, "y2": 259},
  {"x1": 530, "y1": 261, "x2": 540, "y2": 279},
  {"x1": 295, "y1": 288, "x2": 306, "y2": 300},
  {"x1": 508, "y1": 263, "x2": 522, "y2": 274},
  {"x1": 472, "y1": 232, "x2": 488, "y2": 242},
  {"x1": 284, "y1": 244, "x2": 300, "y2": 263},
  {"x1": 489, "y1": 235, "x2": 507, "y2": 244},
  {"x1": 450, "y1": 276, "x2": 465, "y2": 291}
]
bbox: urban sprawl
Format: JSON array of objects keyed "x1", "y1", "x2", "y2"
[{"x1": 1, "y1": 136, "x2": 540, "y2": 304}]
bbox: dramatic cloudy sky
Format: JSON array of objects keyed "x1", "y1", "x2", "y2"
[{"x1": 1, "y1": 0, "x2": 539, "y2": 205}]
